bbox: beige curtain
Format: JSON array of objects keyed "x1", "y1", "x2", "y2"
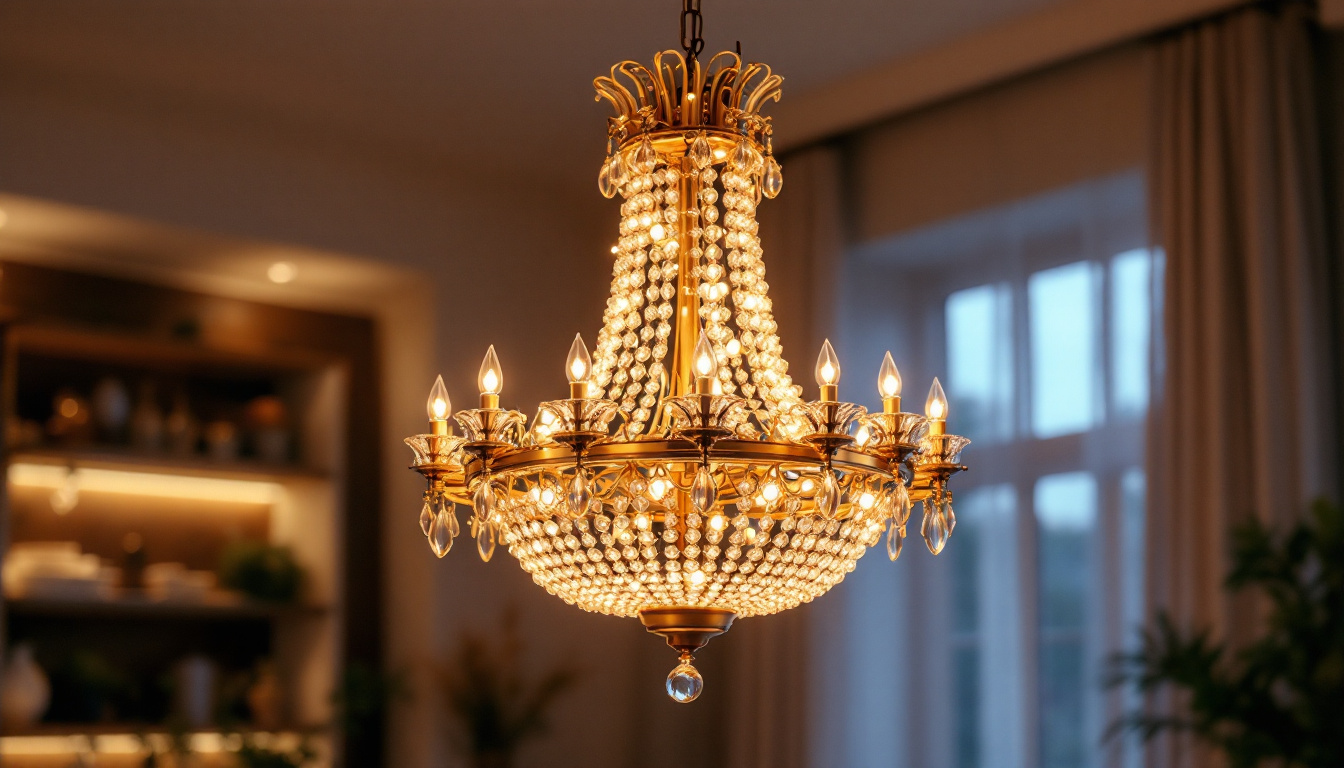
[
  {"x1": 1147, "y1": 2, "x2": 1337, "y2": 765},
  {"x1": 721, "y1": 145, "x2": 843, "y2": 768}
]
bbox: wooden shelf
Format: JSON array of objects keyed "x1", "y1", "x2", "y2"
[
  {"x1": 8, "y1": 447, "x2": 329, "y2": 483},
  {"x1": 1, "y1": 722, "x2": 326, "y2": 738},
  {"x1": 4, "y1": 594, "x2": 328, "y2": 621}
]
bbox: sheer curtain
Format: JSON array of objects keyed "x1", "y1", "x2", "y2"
[{"x1": 1147, "y1": 2, "x2": 1339, "y2": 765}]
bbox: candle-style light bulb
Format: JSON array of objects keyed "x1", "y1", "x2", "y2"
[
  {"x1": 478, "y1": 345, "x2": 503, "y2": 407},
  {"x1": 815, "y1": 339, "x2": 841, "y2": 400},
  {"x1": 878, "y1": 352, "x2": 902, "y2": 413},
  {"x1": 566, "y1": 334, "x2": 593, "y2": 398},
  {"x1": 692, "y1": 331, "x2": 718, "y2": 394},
  {"x1": 926, "y1": 377, "x2": 948, "y2": 435},
  {"x1": 427, "y1": 375, "x2": 451, "y2": 419}
]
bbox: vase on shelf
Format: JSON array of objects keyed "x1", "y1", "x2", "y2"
[{"x1": 1, "y1": 644, "x2": 51, "y2": 731}]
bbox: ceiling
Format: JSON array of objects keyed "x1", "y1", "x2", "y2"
[{"x1": 0, "y1": 0, "x2": 1066, "y2": 198}]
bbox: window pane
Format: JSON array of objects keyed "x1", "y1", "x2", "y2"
[
  {"x1": 1028, "y1": 263, "x2": 1099, "y2": 438},
  {"x1": 1035, "y1": 472, "x2": 1097, "y2": 768},
  {"x1": 946, "y1": 284, "x2": 1013, "y2": 442},
  {"x1": 1111, "y1": 249, "x2": 1151, "y2": 417},
  {"x1": 953, "y1": 484, "x2": 1025, "y2": 768}
]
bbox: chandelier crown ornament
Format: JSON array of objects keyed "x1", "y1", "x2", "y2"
[{"x1": 405, "y1": 0, "x2": 970, "y2": 702}]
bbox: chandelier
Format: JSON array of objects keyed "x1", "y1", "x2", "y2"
[{"x1": 405, "y1": 1, "x2": 969, "y2": 703}]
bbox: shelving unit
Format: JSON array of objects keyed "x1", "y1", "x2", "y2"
[{"x1": 0, "y1": 262, "x2": 384, "y2": 768}]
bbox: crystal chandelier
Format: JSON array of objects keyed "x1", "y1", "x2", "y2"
[{"x1": 405, "y1": 1, "x2": 969, "y2": 703}]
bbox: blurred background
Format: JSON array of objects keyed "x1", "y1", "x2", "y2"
[{"x1": 0, "y1": 1, "x2": 1340, "y2": 767}]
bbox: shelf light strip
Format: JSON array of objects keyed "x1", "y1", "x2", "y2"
[
  {"x1": 8, "y1": 463, "x2": 282, "y2": 505},
  {"x1": 0, "y1": 731, "x2": 308, "y2": 756}
]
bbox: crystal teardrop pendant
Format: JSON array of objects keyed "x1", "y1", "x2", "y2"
[
  {"x1": 598, "y1": 158, "x2": 617, "y2": 198},
  {"x1": 473, "y1": 480, "x2": 496, "y2": 523},
  {"x1": 689, "y1": 133, "x2": 713, "y2": 169},
  {"x1": 430, "y1": 506, "x2": 454, "y2": 558},
  {"x1": 921, "y1": 499, "x2": 949, "y2": 555},
  {"x1": 567, "y1": 470, "x2": 591, "y2": 516},
  {"x1": 730, "y1": 139, "x2": 758, "y2": 173},
  {"x1": 476, "y1": 519, "x2": 496, "y2": 562},
  {"x1": 608, "y1": 151, "x2": 629, "y2": 189},
  {"x1": 692, "y1": 466, "x2": 718, "y2": 514},
  {"x1": 419, "y1": 499, "x2": 434, "y2": 537},
  {"x1": 943, "y1": 495, "x2": 956, "y2": 535},
  {"x1": 666, "y1": 658, "x2": 704, "y2": 703},
  {"x1": 763, "y1": 156, "x2": 783, "y2": 198},
  {"x1": 886, "y1": 522, "x2": 905, "y2": 561},
  {"x1": 633, "y1": 135, "x2": 658, "y2": 173},
  {"x1": 815, "y1": 472, "x2": 840, "y2": 519}
]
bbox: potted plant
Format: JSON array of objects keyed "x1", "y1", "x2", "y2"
[
  {"x1": 1108, "y1": 500, "x2": 1344, "y2": 767},
  {"x1": 440, "y1": 610, "x2": 576, "y2": 768}
]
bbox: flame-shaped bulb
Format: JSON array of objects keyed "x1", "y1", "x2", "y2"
[
  {"x1": 478, "y1": 346, "x2": 503, "y2": 396},
  {"x1": 427, "y1": 375, "x2": 451, "y2": 421},
  {"x1": 693, "y1": 332, "x2": 717, "y2": 380},
  {"x1": 566, "y1": 334, "x2": 592, "y2": 384},
  {"x1": 815, "y1": 339, "x2": 841, "y2": 387},
  {"x1": 925, "y1": 377, "x2": 948, "y2": 421},
  {"x1": 878, "y1": 352, "x2": 902, "y2": 399}
]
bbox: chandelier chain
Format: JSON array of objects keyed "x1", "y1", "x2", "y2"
[{"x1": 681, "y1": 0, "x2": 705, "y2": 62}]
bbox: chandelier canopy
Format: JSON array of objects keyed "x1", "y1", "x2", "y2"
[{"x1": 406, "y1": 1, "x2": 969, "y2": 703}]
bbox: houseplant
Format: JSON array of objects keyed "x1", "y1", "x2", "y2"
[
  {"x1": 1108, "y1": 500, "x2": 1344, "y2": 767},
  {"x1": 440, "y1": 610, "x2": 576, "y2": 768}
]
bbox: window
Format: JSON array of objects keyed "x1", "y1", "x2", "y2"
[{"x1": 824, "y1": 172, "x2": 1151, "y2": 768}]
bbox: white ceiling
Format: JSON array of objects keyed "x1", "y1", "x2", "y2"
[{"x1": 0, "y1": 0, "x2": 1065, "y2": 195}]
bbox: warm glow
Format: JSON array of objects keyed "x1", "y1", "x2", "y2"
[
  {"x1": 713, "y1": 148, "x2": 727, "y2": 160},
  {"x1": 725, "y1": 338, "x2": 741, "y2": 356},
  {"x1": 858, "y1": 492, "x2": 876, "y2": 510},
  {"x1": 801, "y1": 478, "x2": 815, "y2": 493},
  {"x1": 267, "y1": 261, "x2": 297, "y2": 284},
  {"x1": 878, "y1": 351, "x2": 902, "y2": 398},
  {"x1": 649, "y1": 478, "x2": 669, "y2": 499},
  {"x1": 689, "y1": 569, "x2": 706, "y2": 585},
  {"x1": 427, "y1": 375, "x2": 451, "y2": 420},
  {"x1": 610, "y1": 245, "x2": 619, "y2": 254},
  {"x1": 926, "y1": 377, "x2": 948, "y2": 420},
  {"x1": 761, "y1": 482, "x2": 780, "y2": 502},
  {"x1": 815, "y1": 339, "x2": 841, "y2": 386},
  {"x1": 649, "y1": 223, "x2": 667, "y2": 241},
  {"x1": 708, "y1": 514, "x2": 726, "y2": 531},
  {"x1": 566, "y1": 334, "x2": 592, "y2": 384},
  {"x1": 8, "y1": 463, "x2": 280, "y2": 505},
  {"x1": 478, "y1": 345, "x2": 503, "y2": 395},
  {"x1": 635, "y1": 513, "x2": 651, "y2": 530},
  {"x1": 693, "y1": 332, "x2": 717, "y2": 379}
]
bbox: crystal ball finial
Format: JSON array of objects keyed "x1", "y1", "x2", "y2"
[{"x1": 666, "y1": 659, "x2": 704, "y2": 703}]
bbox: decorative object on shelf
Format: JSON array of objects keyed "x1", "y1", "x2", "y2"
[
  {"x1": 48, "y1": 388, "x2": 93, "y2": 444},
  {"x1": 246, "y1": 396, "x2": 291, "y2": 464},
  {"x1": 130, "y1": 381, "x2": 165, "y2": 451},
  {"x1": 145, "y1": 562, "x2": 217, "y2": 603},
  {"x1": 121, "y1": 532, "x2": 146, "y2": 590},
  {"x1": 1107, "y1": 500, "x2": 1344, "y2": 768},
  {"x1": 204, "y1": 420, "x2": 240, "y2": 462},
  {"x1": 219, "y1": 541, "x2": 303, "y2": 603},
  {"x1": 2, "y1": 541, "x2": 115, "y2": 600},
  {"x1": 91, "y1": 376, "x2": 131, "y2": 441},
  {"x1": 404, "y1": 0, "x2": 970, "y2": 701},
  {"x1": 246, "y1": 660, "x2": 285, "y2": 730},
  {"x1": 49, "y1": 464, "x2": 81, "y2": 515},
  {"x1": 165, "y1": 391, "x2": 200, "y2": 456},
  {"x1": 0, "y1": 643, "x2": 51, "y2": 730},
  {"x1": 440, "y1": 610, "x2": 575, "y2": 768},
  {"x1": 234, "y1": 736, "x2": 315, "y2": 768},
  {"x1": 173, "y1": 654, "x2": 217, "y2": 729}
]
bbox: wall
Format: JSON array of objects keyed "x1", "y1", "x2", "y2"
[{"x1": 0, "y1": 52, "x2": 677, "y2": 768}]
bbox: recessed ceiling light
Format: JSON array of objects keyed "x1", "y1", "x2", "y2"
[{"x1": 267, "y1": 261, "x2": 297, "y2": 284}]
